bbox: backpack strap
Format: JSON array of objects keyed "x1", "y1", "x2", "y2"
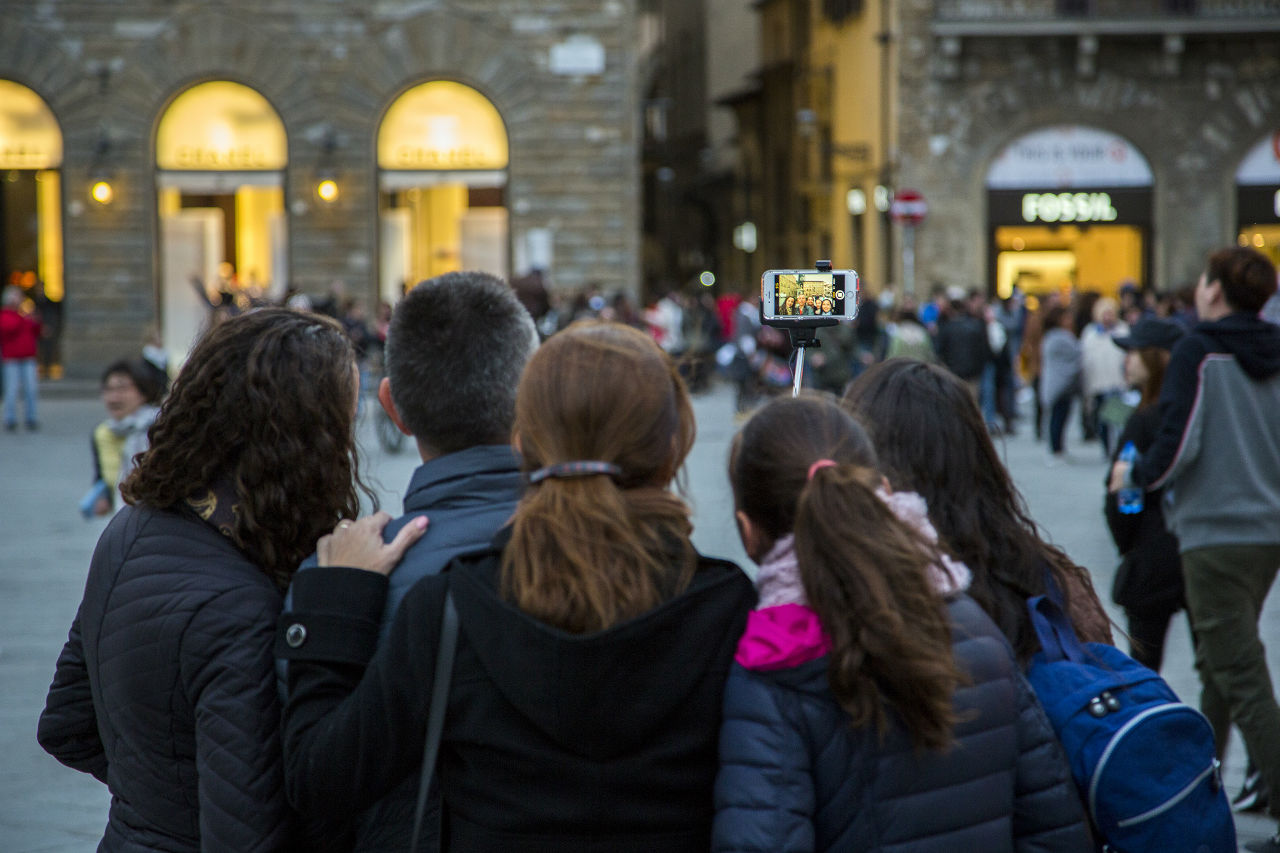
[
  {"x1": 1027, "y1": 593, "x2": 1089, "y2": 664},
  {"x1": 409, "y1": 589, "x2": 459, "y2": 852},
  {"x1": 1028, "y1": 565, "x2": 1091, "y2": 664}
]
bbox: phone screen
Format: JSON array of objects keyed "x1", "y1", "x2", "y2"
[{"x1": 771, "y1": 272, "x2": 849, "y2": 318}]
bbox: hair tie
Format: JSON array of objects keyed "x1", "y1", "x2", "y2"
[
  {"x1": 528, "y1": 460, "x2": 623, "y2": 484},
  {"x1": 807, "y1": 459, "x2": 838, "y2": 481}
]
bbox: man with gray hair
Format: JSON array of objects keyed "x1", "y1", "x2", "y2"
[{"x1": 282, "y1": 270, "x2": 538, "y2": 851}]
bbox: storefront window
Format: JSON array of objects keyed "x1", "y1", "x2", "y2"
[
  {"x1": 155, "y1": 81, "x2": 287, "y2": 367},
  {"x1": 378, "y1": 81, "x2": 509, "y2": 303},
  {"x1": 987, "y1": 125, "x2": 1152, "y2": 298},
  {"x1": 1236, "y1": 131, "x2": 1280, "y2": 269},
  {"x1": 1, "y1": 80, "x2": 64, "y2": 376}
]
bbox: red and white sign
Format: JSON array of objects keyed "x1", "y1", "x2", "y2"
[{"x1": 890, "y1": 188, "x2": 928, "y2": 225}]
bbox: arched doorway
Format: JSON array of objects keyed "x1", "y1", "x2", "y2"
[
  {"x1": 0, "y1": 80, "x2": 63, "y2": 377},
  {"x1": 1236, "y1": 130, "x2": 1280, "y2": 268},
  {"x1": 377, "y1": 81, "x2": 508, "y2": 304},
  {"x1": 986, "y1": 125, "x2": 1153, "y2": 298},
  {"x1": 155, "y1": 80, "x2": 287, "y2": 366}
]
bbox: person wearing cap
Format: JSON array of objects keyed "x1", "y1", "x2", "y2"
[
  {"x1": 1103, "y1": 317, "x2": 1186, "y2": 674},
  {"x1": 1109, "y1": 246, "x2": 1280, "y2": 852}
]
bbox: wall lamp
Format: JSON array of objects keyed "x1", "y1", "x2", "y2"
[
  {"x1": 316, "y1": 130, "x2": 339, "y2": 203},
  {"x1": 89, "y1": 131, "x2": 114, "y2": 205}
]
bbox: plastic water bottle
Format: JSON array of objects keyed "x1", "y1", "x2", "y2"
[{"x1": 1117, "y1": 442, "x2": 1144, "y2": 515}]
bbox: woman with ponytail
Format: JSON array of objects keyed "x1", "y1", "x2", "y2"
[
  {"x1": 714, "y1": 396, "x2": 1090, "y2": 853},
  {"x1": 279, "y1": 321, "x2": 756, "y2": 852}
]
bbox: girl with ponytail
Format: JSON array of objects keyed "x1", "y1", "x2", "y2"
[
  {"x1": 280, "y1": 321, "x2": 756, "y2": 852},
  {"x1": 714, "y1": 395, "x2": 1090, "y2": 853}
]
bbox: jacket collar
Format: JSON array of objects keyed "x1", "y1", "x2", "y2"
[{"x1": 403, "y1": 444, "x2": 523, "y2": 513}]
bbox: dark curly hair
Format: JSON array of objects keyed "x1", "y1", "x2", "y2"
[{"x1": 122, "y1": 309, "x2": 375, "y2": 589}]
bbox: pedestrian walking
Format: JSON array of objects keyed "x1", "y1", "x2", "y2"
[
  {"x1": 935, "y1": 293, "x2": 989, "y2": 399},
  {"x1": 84, "y1": 359, "x2": 165, "y2": 517},
  {"x1": 1110, "y1": 246, "x2": 1280, "y2": 852},
  {"x1": 1020, "y1": 293, "x2": 1061, "y2": 442},
  {"x1": 844, "y1": 358, "x2": 1112, "y2": 666},
  {"x1": 1039, "y1": 305, "x2": 1082, "y2": 465},
  {"x1": 1081, "y1": 297, "x2": 1129, "y2": 458},
  {"x1": 714, "y1": 395, "x2": 1090, "y2": 852},
  {"x1": 278, "y1": 321, "x2": 755, "y2": 852},
  {"x1": 1, "y1": 284, "x2": 42, "y2": 430},
  {"x1": 38, "y1": 309, "x2": 397, "y2": 852},
  {"x1": 1102, "y1": 317, "x2": 1187, "y2": 672}
]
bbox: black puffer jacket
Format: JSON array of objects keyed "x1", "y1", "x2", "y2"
[
  {"x1": 279, "y1": 539, "x2": 756, "y2": 853},
  {"x1": 38, "y1": 505, "x2": 298, "y2": 852},
  {"x1": 713, "y1": 595, "x2": 1092, "y2": 853}
]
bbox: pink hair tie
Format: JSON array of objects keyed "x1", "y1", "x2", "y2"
[{"x1": 807, "y1": 459, "x2": 838, "y2": 481}]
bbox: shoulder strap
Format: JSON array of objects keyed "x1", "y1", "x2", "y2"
[
  {"x1": 409, "y1": 589, "x2": 459, "y2": 852},
  {"x1": 1027, "y1": 563, "x2": 1090, "y2": 664}
]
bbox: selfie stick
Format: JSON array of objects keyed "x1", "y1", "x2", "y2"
[{"x1": 788, "y1": 260, "x2": 838, "y2": 398}]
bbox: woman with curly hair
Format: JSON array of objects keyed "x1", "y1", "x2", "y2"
[
  {"x1": 278, "y1": 321, "x2": 755, "y2": 852},
  {"x1": 714, "y1": 395, "x2": 1089, "y2": 852},
  {"x1": 38, "y1": 309, "x2": 423, "y2": 852},
  {"x1": 842, "y1": 358, "x2": 1112, "y2": 666}
]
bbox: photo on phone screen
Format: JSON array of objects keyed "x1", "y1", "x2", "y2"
[{"x1": 776, "y1": 272, "x2": 843, "y2": 317}]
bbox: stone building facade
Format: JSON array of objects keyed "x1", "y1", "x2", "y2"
[
  {"x1": 0, "y1": 1, "x2": 641, "y2": 375},
  {"x1": 895, "y1": 0, "x2": 1280, "y2": 298}
]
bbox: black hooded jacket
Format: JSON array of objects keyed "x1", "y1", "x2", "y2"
[
  {"x1": 1131, "y1": 313, "x2": 1280, "y2": 551},
  {"x1": 278, "y1": 535, "x2": 755, "y2": 853}
]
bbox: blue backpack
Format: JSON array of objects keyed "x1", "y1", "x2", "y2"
[{"x1": 1025, "y1": 591, "x2": 1235, "y2": 852}]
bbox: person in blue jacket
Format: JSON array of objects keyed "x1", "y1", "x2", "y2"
[
  {"x1": 281, "y1": 270, "x2": 539, "y2": 852},
  {"x1": 714, "y1": 395, "x2": 1091, "y2": 853}
]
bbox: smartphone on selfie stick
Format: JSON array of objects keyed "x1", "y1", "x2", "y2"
[{"x1": 760, "y1": 260, "x2": 860, "y2": 396}]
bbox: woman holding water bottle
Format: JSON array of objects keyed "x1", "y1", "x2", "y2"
[{"x1": 1104, "y1": 317, "x2": 1187, "y2": 673}]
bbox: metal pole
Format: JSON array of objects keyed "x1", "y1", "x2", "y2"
[
  {"x1": 792, "y1": 350, "x2": 805, "y2": 398},
  {"x1": 903, "y1": 224, "x2": 916, "y2": 298}
]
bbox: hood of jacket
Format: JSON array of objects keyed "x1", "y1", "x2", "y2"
[
  {"x1": 1197, "y1": 313, "x2": 1280, "y2": 380},
  {"x1": 448, "y1": 541, "x2": 755, "y2": 761}
]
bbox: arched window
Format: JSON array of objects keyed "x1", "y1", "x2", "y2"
[
  {"x1": 0, "y1": 80, "x2": 64, "y2": 315},
  {"x1": 155, "y1": 81, "x2": 288, "y2": 367},
  {"x1": 377, "y1": 81, "x2": 509, "y2": 301},
  {"x1": 986, "y1": 125, "x2": 1152, "y2": 298}
]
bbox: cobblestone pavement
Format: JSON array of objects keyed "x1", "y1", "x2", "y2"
[{"x1": 2, "y1": 383, "x2": 1276, "y2": 850}]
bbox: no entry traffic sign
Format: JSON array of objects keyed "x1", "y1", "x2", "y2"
[{"x1": 890, "y1": 188, "x2": 928, "y2": 225}]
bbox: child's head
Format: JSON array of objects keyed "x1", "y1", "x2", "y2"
[
  {"x1": 100, "y1": 359, "x2": 164, "y2": 419},
  {"x1": 729, "y1": 395, "x2": 878, "y2": 559}
]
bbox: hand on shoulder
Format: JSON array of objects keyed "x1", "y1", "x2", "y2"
[{"x1": 317, "y1": 512, "x2": 428, "y2": 575}]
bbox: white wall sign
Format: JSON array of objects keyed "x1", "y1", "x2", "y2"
[
  {"x1": 987, "y1": 125, "x2": 1153, "y2": 189},
  {"x1": 1236, "y1": 131, "x2": 1280, "y2": 186},
  {"x1": 550, "y1": 35, "x2": 606, "y2": 76}
]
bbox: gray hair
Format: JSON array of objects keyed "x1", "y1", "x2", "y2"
[{"x1": 385, "y1": 271, "x2": 538, "y2": 455}]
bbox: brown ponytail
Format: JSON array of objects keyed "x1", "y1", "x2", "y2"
[
  {"x1": 797, "y1": 463, "x2": 960, "y2": 752},
  {"x1": 731, "y1": 395, "x2": 962, "y2": 752},
  {"x1": 502, "y1": 322, "x2": 697, "y2": 634}
]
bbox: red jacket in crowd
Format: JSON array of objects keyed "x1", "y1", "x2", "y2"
[{"x1": 0, "y1": 306, "x2": 42, "y2": 360}]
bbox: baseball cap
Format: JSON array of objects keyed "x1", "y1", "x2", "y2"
[{"x1": 1112, "y1": 317, "x2": 1184, "y2": 351}]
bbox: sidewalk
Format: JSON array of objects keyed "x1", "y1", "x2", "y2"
[{"x1": 1, "y1": 386, "x2": 1277, "y2": 850}]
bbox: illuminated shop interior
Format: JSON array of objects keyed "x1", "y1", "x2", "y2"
[
  {"x1": 1236, "y1": 135, "x2": 1280, "y2": 268},
  {"x1": 995, "y1": 224, "x2": 1144, "y2": 299},
  {"x1": 0, "y1": 80, "x2": 64, "y2": 304},
  {"x1": 1238, "y1": 225, "x2": 1280, "y2": 268},
  {"x1": 155, "y1": 81, "x2": 287, "y2": 366},
  {"x1": 378, "y1": 81, "x2": 508, "y2": 305}
]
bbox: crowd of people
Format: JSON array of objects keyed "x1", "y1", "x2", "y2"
[{"x1": 28, "y1": 246, "x2": 1280, "y2": 853}]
